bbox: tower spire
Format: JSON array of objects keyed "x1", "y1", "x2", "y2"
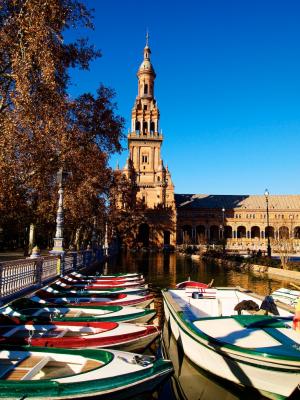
[{"x1": 146, "y1": 30, "x2": 149, "y2": 47}]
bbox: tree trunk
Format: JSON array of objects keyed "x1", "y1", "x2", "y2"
[{"x1": 74, "y1": 227, "x2": 81, "y2": 251}]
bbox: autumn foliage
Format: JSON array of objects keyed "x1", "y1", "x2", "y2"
[{"x1": 0, "y1": 0, "x2": 124, "y2": 249}]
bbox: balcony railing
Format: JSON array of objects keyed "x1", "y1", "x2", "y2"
[{"x1": 0, "y1": 248, "x2": 104, "y2": 306}]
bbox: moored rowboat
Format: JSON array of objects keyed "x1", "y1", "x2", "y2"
[
  {"x1": 64, "y1": 274, "x2": 145, "y2": 284},
  {"x1": 69, "y1": 271, "x2": 143, "y2": 280},
  {"x1": 162, "y1": 285, "x2": 300, "y2": 399},
  {"x1": 46, "y1": 283, "x2": 148, "y2": 296},
  {"x1": 271, "y1": 287, "x2": 300, "y2": 307},
  {"x1": 0, "y1": 315, "x2": 160, "y2": 352},
  {"x1": 176, "y1": 281, "x2": 208, "y2": 289},
  {"x1": 2, "y1": 300, "x2": 156, "y2": 324},
  {"x1": 29, "y1": 292, "x2": 154, "y2": 309},
  {"x1": 0, "y1": 346, "x2": 173, "y2": 399},
  {"x1": 58, "y1": 277, "x2": 146, "y2": 289}
]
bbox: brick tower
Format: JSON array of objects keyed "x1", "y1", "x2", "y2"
[{"x1": 123, "y1": 34, "x2": 176, "y2": 247}]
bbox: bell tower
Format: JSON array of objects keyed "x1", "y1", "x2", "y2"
[{"x1": 125, "y1": 34, "x2": 175, "y2": 210}]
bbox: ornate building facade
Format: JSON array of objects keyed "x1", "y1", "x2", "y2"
[
  {"x1": 122, "y1": 36, "x2": 176, "y2": 247},
  {"x1": 176, "y1": 194, "x2": 300, "y2": 253}
]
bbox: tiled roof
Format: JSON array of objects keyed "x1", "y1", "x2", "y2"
[{"x1": 175, "y1": 194, "x2": 300, "y2": 210}]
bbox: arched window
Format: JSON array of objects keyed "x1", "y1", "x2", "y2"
[
  {"x1": 251, "y1": 226, "x2": 260, "y2": 239},
  {"x1": 224, "y1": 226, "x2": 233, "y2": 239},
  {"x1": 137, "y1": 223, "x2": 149, "y2": 247},
  {"x1": 142, "y1": 153, "x2": 149, "y2": 164},
  {"x1": 237, "y1": 226, "x2": 246, "y2": 238},
  {"x1": 279, "y1": 226, "x2": 289, "y2": 239},
  {"x1": 182, "y1": 225, "x2": 192, "y2": 244},
  {"x1": 135, "y1": 121, "x2": 140, "y2": 133},
  {"x1": 143, "y1": 121, "x2": 148, "y2": 134},
  {"x1": 157, "y1": 176, "x2": 160, "y2": 182},
  {"x1": 144, "y1": 84, "x2": 148, "y2": 95},
  {"x1": 150, "y1": 122, "x2": 155, "y2": 133},
  {"x1": 196, "y1": 225, "x2": 206, "y2": 243},
  {"x1": 294, "y1": 227, "x2": 300, "y2": 239},
  {"x1": 265, "y1": 226, "x2": 275, "y2": 239}
]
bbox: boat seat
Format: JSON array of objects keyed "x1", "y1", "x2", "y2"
[
  {"x1": 55, "y1": 328, "x2": 69, "y2": 337},
  {"x1": 80, "y1": 359, "x2": 103, "y2": 373},
  {"x1": 218, "y1": 297, "x2": 242, "y2": 316},
  {"x1": 189, "y1": 298, "x2": 220, "y2": 318},
  {"x1": 65, "y1": 310, "x2": 82, "y2": 317},
  {"x1": 0, "y1": 358, "x2": 24, "y2": 378},
  {"x1": 4, "y1": 356, "x2": 50, "y2": 380},
  {"x1": 2, "y1": 326, "x2": 20, "y2": 337}
]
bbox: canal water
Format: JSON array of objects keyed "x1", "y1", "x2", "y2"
[{"x1": 102, "y1": 252, "x2": 296, "y2": 400}]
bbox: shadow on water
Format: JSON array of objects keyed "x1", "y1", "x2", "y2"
[{"x1": 97, "y1": 252, "x2": 300, "y2": 400}]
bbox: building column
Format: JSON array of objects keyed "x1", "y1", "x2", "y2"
[
  {"x1": 192, "y1": 227, "x2": 196, "y2": 244},
  {"x1": 152, "y1": 147, "x2": 155, "y2": 171},
  {"x1": 206, "y1": 227, "x2": 210, "y2": 240}
]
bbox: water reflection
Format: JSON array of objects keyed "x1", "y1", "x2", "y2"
[
  {"x1": 105, "y1": 252, "x2": 296, "y2": 400},
  {"x1": 109, "y1": 252, "x2": 290, "y2": 296},
  {"x1": 162, "y1": 319, "x2": 257, "y2": 400}
]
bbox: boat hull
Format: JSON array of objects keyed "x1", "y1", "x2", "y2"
[
  {"x1": 3, "y1": 302, "x2": 156, "y2": 324},
  {"x1": 0, "y1": 319, "x2": 160, "y2": 352},
  {"x1": 0, "y1": 347, "x2": 173, "y2": 399},
  {"x1": 31, "y1": 294, "x2": 154, "y2": 309},
  {"x1": 58, "y1": 277, "x2": 146, "y2": 289},
  {"x1": 163, "y1": 290, "x2": 300, "y2": 399}
]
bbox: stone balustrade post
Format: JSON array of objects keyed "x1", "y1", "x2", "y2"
[
  {"x1": 70, "y1": 251, "x2": 77, "y2": 271},
  {"x1": 36, "y1": 258, "x2": 43, "y2": 287}
]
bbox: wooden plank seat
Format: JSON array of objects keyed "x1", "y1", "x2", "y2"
[
  {"x1": 65, "y1": 310, "x2": 83, "y2": 317},
  {"x1": 4, "y1": 356, "x2": 50, "y2": 380},
  {"x1": 80, "y1": 359, "x2": 103, "y2": 373},
  {"x1": 54, "y1": 328, "x2": 69, "y2": 338},
  {"x1": 0, "y1": 358, "x2": 23, "y2": 378}
]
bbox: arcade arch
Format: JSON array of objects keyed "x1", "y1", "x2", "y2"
[
  {"x1": 196, "y1": 225, "x2": 206, "y2": 243},
  {"x1": 237, "y1": 226, "x2": 246, "y2": 238},
  {"x1": 251, "y1": 226, "x2": 260, "y2": 239}
]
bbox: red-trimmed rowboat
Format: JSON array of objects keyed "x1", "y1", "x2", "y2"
[
  {"x1": 0, "y1": 315, "x2": 160, "y2": 352},
  {"x1": 58, "y1": 277, "x2": 146, "y2": 289},
  {"x1": 65, "y1": 274, "x2": 145, "y2": 284},
  {"x1": 176, "y1": 281, "x2": 209, "y2": 289},
  {"x1": 69, "y1": 271, "x2": 143, "y2": 280}
]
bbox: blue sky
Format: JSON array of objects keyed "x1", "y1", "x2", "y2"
[{"x1": 65, "y1": 0, "x2": 300, "y2": 195}]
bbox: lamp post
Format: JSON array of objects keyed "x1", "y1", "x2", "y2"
[
  {"x1": 51, "y1": 167, "x2": 68, "y2": 255},
  {"x1": 221, "y1": 207, "x2": 226, "y2": 253},
  {"x1": 264, "y1": 188, "x2": 272, "y2": 258},
  {"x1": 103, "y1": 222, "x2": 109, "y2": 258},
  {"x1": 91, "y1": 216, "x2": 98, "y2": 250}
]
